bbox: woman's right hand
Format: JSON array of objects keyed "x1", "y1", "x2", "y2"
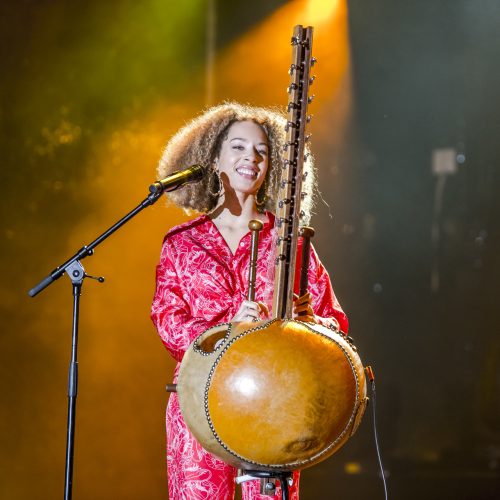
[{"x1": 231, "y1": 300, "x2": 269, "y2": 322}]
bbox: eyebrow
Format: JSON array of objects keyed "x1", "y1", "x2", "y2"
[{"x1": 230, "y1": 137, "x2": 268, "y2": 146}]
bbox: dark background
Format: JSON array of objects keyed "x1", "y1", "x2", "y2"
[{"x1": 1, "y1": 1, "x2": 499, "y2": 498}]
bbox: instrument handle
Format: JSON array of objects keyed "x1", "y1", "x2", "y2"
[
  {"x1": 298, "y1": 226, "x2": 315, "y2": 300},
  {"x1": 247, "y1": 220, "x2": 264, "y2": 301}
]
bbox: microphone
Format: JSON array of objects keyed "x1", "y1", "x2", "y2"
[{"x1": 149, "y1": 165, "x2": 205, "y2": 194}]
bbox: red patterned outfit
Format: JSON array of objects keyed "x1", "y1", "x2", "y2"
[{"x1": 151, "y1": 213, "x2": 348, "y2": 500}]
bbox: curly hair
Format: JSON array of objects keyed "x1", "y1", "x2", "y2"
[{"x1": 157, "y1": 102, "x2": 316, "y2": 222}]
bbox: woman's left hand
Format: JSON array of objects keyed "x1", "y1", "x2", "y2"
[{"x1": 292, "y1": 292, "x2": 317, "y2": 323}]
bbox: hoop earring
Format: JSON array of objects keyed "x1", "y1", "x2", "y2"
[
  {"x1": 210, "y1": 168, "x2": 223, "y2": 198},
  {"x1": 256, "y1": 186, "x2": 267, "y2": 210}
]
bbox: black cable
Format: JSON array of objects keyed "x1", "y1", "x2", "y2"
[{"x1": 370, "y1": 378, "x2": 388, "y2": 500}]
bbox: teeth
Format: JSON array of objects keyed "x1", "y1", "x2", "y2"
[{"x1": 236, "y1": 168, "x2": 257, "y2": 178}]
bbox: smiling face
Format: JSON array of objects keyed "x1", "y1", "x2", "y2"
[{"x1": 215, "y1": 120, "x2": 269, "y2": 197}]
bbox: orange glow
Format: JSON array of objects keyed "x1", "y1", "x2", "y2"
[
  {"x1": 305, "y1": 0, "x2": 341, "y2": 24},
  {"x1": 13, "y1": 2, "x2": 353, "y2": 497},
  {"x1": 344, "y1": 461, "x2": 363, "y2": 474},
  {"x1": 214, "y1": 0, "x2": 351, "y2": 106},
  {"x1": 65, "y1": 3, "x2": 354, "y2": 468}
]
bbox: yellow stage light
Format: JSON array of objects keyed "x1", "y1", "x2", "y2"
[{"x1": 306, "y1": 0, "x2": 341, "y2": 25}]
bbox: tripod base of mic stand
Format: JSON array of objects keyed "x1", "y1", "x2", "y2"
[{"x1": 236, "y1": 470, "x2": 293, "y2": 500}]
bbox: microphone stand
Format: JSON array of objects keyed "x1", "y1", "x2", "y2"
[{"x1": 29, "y1": 178, "x2": 187, "y2": 500}]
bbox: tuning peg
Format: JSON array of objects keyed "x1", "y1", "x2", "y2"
[
  {"x1": 309, "y1": 75, "x2": 316, "y2": 85},
  {"x1": 275, "y1": 254, "x2": 286, "y2": 264},
  {"x1": 287, "y1": 83, "x2": 298, "y2": 94},
  {"x1": 282, "y1": 159, "x2": 297, "y2": 169},
  {"x1": 306, "y1": 115, "x2": 313, "y2": 123},
  {"x1": 308, "y1": 95, "x2": 315, "y2": 104},
  {"x1": 311, "y1": 57, "x2": 317, "y2": 66},
  {"x1": 284, "y1": 121, "x2": 297, "y2": 132},
  {"x1": 289, "y1": 63, "x2": 303, "y2": 75},
  {"x1": 291, "y1": 36, "x2": 300, "y2": 45},
  {"x1": 276, "y1": 217, "x2": 290, "y2": 229},
  {"x1": 304, "y1": 153, "x2": 310, "y2": 162},
  {"x1": 305, "y1": 134, "x2": 312, "y2": 142}
]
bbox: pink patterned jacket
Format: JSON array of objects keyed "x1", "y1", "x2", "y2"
[{"x1": 151, "y1": 212, "x2": 348, "y2": 500}]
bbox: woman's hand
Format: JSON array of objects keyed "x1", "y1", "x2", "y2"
[
  {"x1": 293, "y1": 292, "x2": 317, "y2": 323},
  {"x1": 231, "y1": 300, "x2": 270, "y2": 322}
]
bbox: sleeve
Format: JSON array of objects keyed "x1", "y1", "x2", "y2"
[
  {"x1": 151, "y1": 236, "x2": 212, "y2": 362},
  {"x1": 307, "y1": 244, "x2": 349, "y2": 334}
]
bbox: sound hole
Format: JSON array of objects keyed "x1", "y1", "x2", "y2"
[{"x1": 196, "y1": 327, "x2": 229, "y2": 354}]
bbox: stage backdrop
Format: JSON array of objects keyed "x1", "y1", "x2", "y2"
[{"x1": 1, "y1": 1, "x2": 499, "y2": 499}]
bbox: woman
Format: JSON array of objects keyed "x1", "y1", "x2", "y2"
[{"x1": 151, "y1": 102, "x2": 348, "y2": 500}]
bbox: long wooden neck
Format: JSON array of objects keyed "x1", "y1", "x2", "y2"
[{"x1": 272, "y1": 25, "x2": 315, "y2": 320}]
